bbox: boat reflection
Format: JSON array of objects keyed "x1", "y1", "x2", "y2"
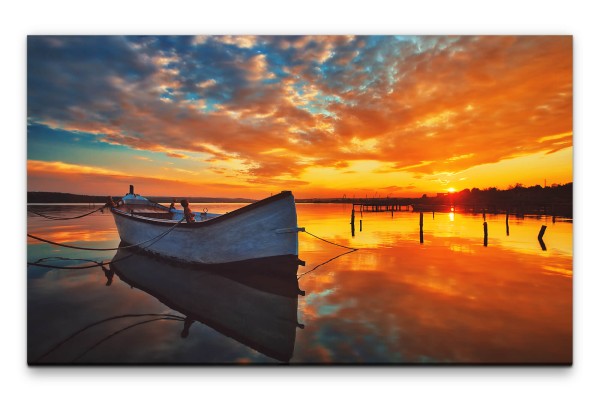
[{"x1": 109, "y1": 247, "x2": 305, "y2": 362}]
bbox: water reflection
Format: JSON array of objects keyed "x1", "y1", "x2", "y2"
[
  {"x1": 294, "y1": 205, "x2": 572, "y2": 364},
  {"x1": 110, "y1": 248, "x2": 303, "y2": 363},
  {"x1": 27, "y1": 204, "x2": 572, "y2": 364},
  {"x1": 30, "y1": 247, "x2": 304, "y2": 364}
]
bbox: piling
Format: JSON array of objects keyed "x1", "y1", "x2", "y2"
[
  {"x1": 483, "y1": 221, "x2": 488, "y2": 247},
  {"x1": 538, "y1": 225, "x2": 547, "y2": 240},
  {"x1": 432, "y1": 211, "x2": 435, "y2": 219},
  {"x1": 350, "y1": 209, "x2": 355, "y2": 225},
  {"x1": 505, "y1": 212, "x2": 510, "y2": 236},
  {"x1": 360, "y1": 220, "x2": 362, "y2": 232},
  {"x1": 419, "y1": 212, "x2": 424, "y2": 244}
]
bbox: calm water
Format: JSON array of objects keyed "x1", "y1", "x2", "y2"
[{"x1": 27, "y1": 203, "x2": 572, "y2": 365}]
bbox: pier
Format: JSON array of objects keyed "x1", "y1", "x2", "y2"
[
  {"x1": 352, "y1": 199, "x2": 413, "y2": 213},
  {"x1": 349, "y1": 199, "x2": 571, "y2": 218}
]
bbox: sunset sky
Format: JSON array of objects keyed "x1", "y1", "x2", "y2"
[{"x1": 27, "y1": 35, "x2": 572, "y2": 199}]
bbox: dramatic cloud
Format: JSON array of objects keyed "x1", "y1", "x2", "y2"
[{"x1": 27, "y1": 35, "x2": 572, "y2": 196}]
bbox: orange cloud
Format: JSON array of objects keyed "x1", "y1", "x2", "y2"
[
  {"x1": 165, "y1": 152, "x2": 188, "y2": 159},
  {"x1": 27, "y1": 160, "x2": 260, "y2": 198},
  {"x1": 245, "y1": 54, "x2": 276, "y2": 81},
  {"x1": 214, "y1": 35, "x2": 258, "y2": 49}
]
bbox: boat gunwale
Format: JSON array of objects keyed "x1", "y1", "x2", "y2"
[{"x1": 111, "y1": 191, "x2": 294, "y2": 228}]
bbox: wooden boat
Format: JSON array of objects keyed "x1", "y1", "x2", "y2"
[
  {"x1": 109, "y1": 247, "x2": 304, "y2": 362},
  {"x1": 110, "y1": 185, "x2": 302, "y2": 264}
]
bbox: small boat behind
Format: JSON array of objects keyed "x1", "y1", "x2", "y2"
[
  {"x1": 110, "y1": 185, "x2": 302, "y2": 264},
  {"x1": 110, "y1": 247, "x2": 304, "y2": 362}
]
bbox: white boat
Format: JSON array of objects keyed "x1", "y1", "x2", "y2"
[
  {"x1": 110, "y1": 185, "x2": 302, "y2": 264},
  {"x1": 110, "y1": 247, "x2": 303, "y2": 362}
]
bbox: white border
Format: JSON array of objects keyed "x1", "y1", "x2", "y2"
[{"x1": 5, "y1": 1, "x2": 599, "y2": 400}]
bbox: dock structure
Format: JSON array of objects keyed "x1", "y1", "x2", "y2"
[
  {"x1": 352, "y1": 198, "x2": 413, "y2": 213},
  {"x1": 350, "y1": 199, "x2": 571, "y2": 218}
]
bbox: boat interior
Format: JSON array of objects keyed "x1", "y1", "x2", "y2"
[{"x1": 115, "y1": 203, "x2": 175, "y2": 220}]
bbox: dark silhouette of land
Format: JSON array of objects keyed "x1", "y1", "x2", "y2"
[
  {"x1": 27, "y1": 183, "x2": 572, "y2": 217},
  {"x1": 346, "y1": 183, "x2": 573, "y2": 217},
  {"x1": 27, "y1": 192, "x2": 255, "y2": 204}
]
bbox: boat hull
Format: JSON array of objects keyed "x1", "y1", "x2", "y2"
[{"x1": 111, "y1": 191, "x2": 299, "y2": 264}]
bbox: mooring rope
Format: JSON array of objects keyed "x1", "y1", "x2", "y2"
[
  {"x1": 294, "y1": 230, "x2": 359, "y2": 279},
  {"x1": 27, "y1": 206, "x2": 106, "y2": 220},
  {"x1": 34, "y1": 313, "x2": 185, "y2": 363},
  {"x1": 297, "y1": 248, "x2": 358, "y2": 279},
  {"x1": 27, "y1": 256, "x2": 107, "y2": 270},
  {"x1": 73, "y1": 316, "x2": 185, "y2": 362},
  {"x1": 303, "y1": 230, "x2": 358, "y2": 251},
  {"x1": 27, "y1": 217, "x2": 185, "y2": 251}
]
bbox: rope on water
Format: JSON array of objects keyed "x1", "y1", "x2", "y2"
[
  {"x1": 73, "y1": 317, "x2": 184, "y2": 362},
  {"x1": 27, "y1": 218, "x2": 185, "y2": 251},
  {"x1": 296, "y1": 229, "x2": 359, "y2": 279},
  {"x1": 27, "y1": 257, "x2": 107, "y2": 270},
  {"x1": 34, "y1": 313, "x2": 185, "y2": 363},
  {"x1": 27, "y1": 206, "x2": 106, "y2": 220},
  {"x1": 303, "y1": 230, "x2": 358, "y2": 251},
  {"x1": 297, "y1": 248, "x2": 358, "y2": 279}
]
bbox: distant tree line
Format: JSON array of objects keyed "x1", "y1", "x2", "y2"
[
  {"x1": 416, "y1": 182, "x2": 573, "y2": 216},
  {"x1": 448, "y1": 182, "x2": 572, "y2": 205},
  {"x1": 27, "y1": 191, "x2": 255, "y2": 204},
  {"x1": 28, "y1": 192, "x2": 111, "y2": 204}
]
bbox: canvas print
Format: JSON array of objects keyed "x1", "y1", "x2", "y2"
[{"x1": 27, "y1": 35, "x2": 572, "y2": 365}]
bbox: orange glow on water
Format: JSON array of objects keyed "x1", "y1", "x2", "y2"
[
  {"x1": 295, "y1": 204, "x2": 572, "y2": 363},
  {"x1": 28, "y1": 202, "x2": 572, "y2": 363}
]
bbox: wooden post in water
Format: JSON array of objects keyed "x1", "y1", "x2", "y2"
[
  {"x1": 432, "y1": 211, "x2": 435, "y2": 219},
  {"x1": 506, "y1": 212, "x2": 510, "y2": 236},
  {"x1": 538, "y1": 225, "x2": 547, "y2": 240},
  {"x1": 419, "y1": 212, "x2": 424, "y2": 244},
  {"x1": 483, "y1": 221, "x2": 488, "y2": 247},
  {"x1": 350, "y1": 209, "x2": 355, "y2": 237},
  {"x1": 552, "y1": 215, "x2": 556, "y2": 224},
  {"x1": 360, "y1": 219, "x2": 363, "y2": 232},
  {"x1": 538, "y1": 225, "x2": 547, "y2": 251}
]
